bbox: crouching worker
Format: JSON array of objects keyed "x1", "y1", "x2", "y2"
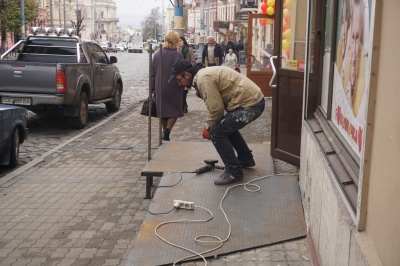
[{"x1": 168, "y1": 59, "x2": 265, "y2": 185}]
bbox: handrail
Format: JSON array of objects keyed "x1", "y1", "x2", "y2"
[{"x1": 269, "y1": 55, "x2": 278, "y2": 88}]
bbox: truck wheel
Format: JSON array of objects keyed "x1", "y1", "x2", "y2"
[
  {"x1": 106, "y1": 83, "x2": 122, "y2": 112},
  {"x1": 68, "y1": 92, "x2": 88, "y2": 129},
  {"x1": 9, "y1": 127, "x2": 20, "y2": 167}
]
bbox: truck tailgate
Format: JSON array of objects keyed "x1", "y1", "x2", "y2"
[{"x1": 0, "y1": 62, "x2": 57, "y2": 94}]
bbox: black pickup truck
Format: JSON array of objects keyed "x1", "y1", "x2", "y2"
[{"x1": 0, "y1": 28, "x2": 123, "y2": 128}]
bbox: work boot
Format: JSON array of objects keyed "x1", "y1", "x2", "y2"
[
  {"x1": 214, "y1": 170, "x2": 243, "y2": 185},
  {"x1": 162, "y1": 129, "x2": 170, "y2": 141}
]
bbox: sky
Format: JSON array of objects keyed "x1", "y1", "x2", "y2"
[{"x1": 115, "y1": 0, "x2": 173, "y2": 29}]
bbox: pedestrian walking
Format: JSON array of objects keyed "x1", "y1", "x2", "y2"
[
  {"x1": 235, "y1": 39, "x2": 244, "y2": 58},
  {"x1": 224, "y1": 48, "x2": 238, "y2": 70},
  {"x1": 224, "y1": 38, "x2": 236, "y2": 58},
  {"x1": 178, "y1": 36, "x2": 195, "y2": 113},
  {"x1": 152, "y1": 30, "x2": 184, "y2": 141},
  {"x1": 202, "y1": 36, "x2": 223, "y2": 66},
  {"x1": 168, "y1": 59, "x2": 265, "y2": 185}
]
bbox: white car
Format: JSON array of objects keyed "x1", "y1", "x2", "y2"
[
  {"x1": 99, "y1": 41, "x2": 108, "y2": 51},
  {"x1": 116, "y1": 43, "x2": 125, "y2": 52}
]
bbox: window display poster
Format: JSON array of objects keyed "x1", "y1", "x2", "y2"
[{"x1": 332, "y1": 0, "x2": 372, "y2": 157}]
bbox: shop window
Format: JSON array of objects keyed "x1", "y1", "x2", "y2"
[
  {"x1": 281, "y1": 0, "x2": 308, "y2": 72},
  {"x1": 309, "y1": 0, "x2": 373, "y2": 212}
]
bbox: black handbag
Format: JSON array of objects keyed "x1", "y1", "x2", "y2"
[{"x1": 140, "y1": 95, "x2": 157, "y2": 117}]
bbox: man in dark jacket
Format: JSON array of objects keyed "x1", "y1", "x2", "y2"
[
  {"x1": 224, "y1": 39, "x2": 236, "y2": 57},
  {"x1": 235, "y1": 40, "x2": 244, "y2": 58},
  {"x1": 202, "y1": 36, "x2": 223, "y2": 66}
]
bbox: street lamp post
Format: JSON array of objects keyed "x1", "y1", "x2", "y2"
[{"x1": 63, "y1": 0, "x2": 67, "y2": 32}]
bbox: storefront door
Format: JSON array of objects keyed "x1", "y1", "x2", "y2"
[{"x1": 270, "y1": 0, "x2": 320, "y2": 166}]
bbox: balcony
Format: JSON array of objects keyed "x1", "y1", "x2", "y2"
[
  {"x1": 97, "y1": 17, "x2": 120, "y2": 23},
  {"x1": 235, "y1": 11, "x2": 250, "y2": 21},
  {"x1": 213, "y1": 20, "x2": 229, "y2": 30}
]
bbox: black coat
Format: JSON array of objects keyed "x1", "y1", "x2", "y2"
[
  {"x1": 202, "y1": 43, "x2": 223, "y2": 66},
  {"x1": 225, "y1": 41, "x2": 236, "y2": 55}
]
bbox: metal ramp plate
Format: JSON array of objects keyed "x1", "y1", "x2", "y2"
[
  {"x1": 129, "y1": 142, "x2": 306, "y2": 265},
  {"x1": 141, "y1": 141, "x2": 220, "y2": 174}
]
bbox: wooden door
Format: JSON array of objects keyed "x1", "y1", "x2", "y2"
[{"x1": 270, "y1": 0, "x2": 321, "y2": 166}]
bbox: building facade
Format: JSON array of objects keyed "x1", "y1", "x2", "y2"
[{"x1": 1, "y1": 0, "x2": 120, "y2": 47}]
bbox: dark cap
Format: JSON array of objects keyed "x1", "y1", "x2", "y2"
[{"x1": 168, "y1": 59, "x2": 193, "y2": 82}]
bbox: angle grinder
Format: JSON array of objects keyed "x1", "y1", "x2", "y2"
[{"x1": 195, "y1": 159, "x2": 224, "y2": 174}]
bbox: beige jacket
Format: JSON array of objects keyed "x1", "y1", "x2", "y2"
[{"x1": 193, "y1": 66, "x2": 264, "y2": 129}]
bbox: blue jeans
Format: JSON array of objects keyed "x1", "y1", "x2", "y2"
[{"x1": 208, "y1": 98, "x2": 265, "y2": 174}]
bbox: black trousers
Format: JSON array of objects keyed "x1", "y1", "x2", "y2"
[
  {"x1": 183, "y1": 90, "x2": 188, "y2": 110},
  {"x1": 208, "y1": 98, "x2": 265, "y2": 174}
]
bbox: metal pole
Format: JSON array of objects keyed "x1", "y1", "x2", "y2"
[
  {"x1": 148, "y1": 43, "x2": 153, "y2": 160},
  {"x1": 206, "y1": 0, "x2": 210, "y2": 36},
  {"x1": 161, "y1": 0, "x2": 165, "y2": 37},
  {"x1": 20, "y1": 0, "x2": 25, "y2": 39},
  {"x1": 173, "y1": 0, "x2": 184, "y2": 37},
  {"x1": 63, "y1": 0, "x2": 67, "y2": 32},
  {"x1": 50, "y1": 0, "x2": 54, "y2": 28},
  {"x1": 198, "y1": 0, "x2": 205, "y2": 59},
  {"x1": 76, "y1": 0, "x2": 79, "y2": 36}
]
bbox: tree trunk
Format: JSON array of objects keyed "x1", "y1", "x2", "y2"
[{"x1": 1, "y1": 28, "x2": 7, "y2": 51}]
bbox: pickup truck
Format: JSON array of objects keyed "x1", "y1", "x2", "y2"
[
  {"x1": 0, "y1": 28, "x2": 123, "y2": 129},
  {"x1": 0, "y1": 104, "x2": 29, "y2": 167}
]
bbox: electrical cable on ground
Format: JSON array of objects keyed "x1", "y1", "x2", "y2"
[
  {"x1": 146, "y1": 173, "x2": 183, "y2": 215},
  {"x1": 153, "y1": 172, "x2": 299, "y2": 265}
]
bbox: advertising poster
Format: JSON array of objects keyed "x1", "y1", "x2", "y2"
[{"x1": 332, "y1": 0, "x2": 372, "y2": 157}]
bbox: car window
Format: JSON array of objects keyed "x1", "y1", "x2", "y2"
[{"x1": 91, "y1": 43, "x2": 108, "y2": 64}]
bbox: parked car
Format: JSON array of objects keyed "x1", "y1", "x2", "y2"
[
  {"x1": 0, "y1": 104, "x2": 29, "y2": 167},
  {"x1": 116, "y1": 43, "x2": 125, "y2": 52},
  {"x1": 106, "y1": 43, "x2": 118, "y2": 53},
  {"x1": 99, "y1": 41, "x2": 108, "y2": 51}
]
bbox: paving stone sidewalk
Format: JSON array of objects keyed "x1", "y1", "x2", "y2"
[{"x1": 0, "y1": 92, "x2": 311, "y2": 266}]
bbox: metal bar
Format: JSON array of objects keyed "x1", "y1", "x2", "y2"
[
  {"x1": 148, "y1": 44, "x2": 153, "y2": 161},
  {"x1": 159, "y1": 43, "x2": 163, "y2": 146},
  {"x1": 145, "y1": 176, "x2": 153, "y2": 199},
  {"x1": 0, "y1": 40, "x2": 25, "y2": 60}
]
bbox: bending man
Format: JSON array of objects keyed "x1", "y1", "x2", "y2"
[{"x1": 169, "y1": 59, "x2": 265, "y2": 185}]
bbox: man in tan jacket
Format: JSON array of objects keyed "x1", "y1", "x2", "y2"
[{"x1": 169, "y1": 59, "x2": 265, "y2": 185}]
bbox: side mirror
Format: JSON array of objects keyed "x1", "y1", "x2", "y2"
[{"x1": 109, "y1": 56, "x2": 117, "y2": 64}]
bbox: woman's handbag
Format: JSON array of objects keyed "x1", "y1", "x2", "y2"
[
  {"x1": 234, "y1": 66, "x2": 241, "y2": 73},
  {"x1": 140, "y1": 95, "x2": 157, "y2": 117}
]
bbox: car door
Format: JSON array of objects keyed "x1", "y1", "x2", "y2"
[{"x1": 90, "y1": 43, "x2": 114, "y2": 99}]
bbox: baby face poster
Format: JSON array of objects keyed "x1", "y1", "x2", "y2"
[{"x1": 332, "y1": 0, "x2": 372, "y2": 157}]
